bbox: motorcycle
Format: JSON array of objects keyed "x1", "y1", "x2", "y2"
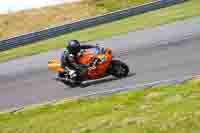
[{"x1": 48, "y1": 45, "x2": 129, "y2": 87}]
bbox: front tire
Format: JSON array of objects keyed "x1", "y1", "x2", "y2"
[{"x1": 109, "y1": 60, "x2": 129, "y2": 78}]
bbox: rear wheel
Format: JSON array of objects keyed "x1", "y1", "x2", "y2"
[{"x1": 109, "y1": 60, "x2": 129, "y2": 78}]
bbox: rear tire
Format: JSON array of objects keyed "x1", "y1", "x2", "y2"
[{"x1": 109, "y1": 60, "x2": 129, "y2": 78}]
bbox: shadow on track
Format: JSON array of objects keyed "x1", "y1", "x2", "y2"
[
  {"x1": 52, "y1": 72, "x2": 135, "y2": 90},
  {"x1": 80, "y1": 72, "x2": 136, "y2": 88}
]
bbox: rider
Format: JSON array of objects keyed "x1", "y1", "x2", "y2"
[
  {"x1": 60, "y1": 39, "x2": 85, "y2": 80},
  {"x1": 60, "y1": 39, "x2": 99, "y2": 81},
  {"x1": 61, "y1": 40, "x2": 81, "y2": 71}
]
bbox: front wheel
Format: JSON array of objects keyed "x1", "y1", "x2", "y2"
[{"x1": 109, "y1": 60, "x2": 129, "y2": 78}]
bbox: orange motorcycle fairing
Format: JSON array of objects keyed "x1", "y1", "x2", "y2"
[
  {"x1": 48, "y1": 58, "x2": 65, "y2": 73},
  {"x1": 48, "y1": 48, "x2": 113, "y2": 80},
  {"x1": 79, "y1": 48, "x2": 113, "y2": 79}
]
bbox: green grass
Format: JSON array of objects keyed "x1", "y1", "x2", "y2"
[
  {"x1": 1, "y1": 79, "x2": 200, "y2": 133},
  {"x1": 0, "y1": 0, "x2": 200, "y2": 63}
]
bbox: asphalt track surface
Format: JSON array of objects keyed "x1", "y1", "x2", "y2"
[{"x1": 0, "y1": 17, "x2": 200, "y2": 111}]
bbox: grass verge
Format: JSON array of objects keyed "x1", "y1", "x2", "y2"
[
  {"x1": 0, "y1": 0, "x2": 153, "y2": 39},
  {"x1": 1, "y1": 79, "x2": 200, "y2": 133},
  {"x1": 0, "y1": 0, "x2": 200, "y2": 63}
]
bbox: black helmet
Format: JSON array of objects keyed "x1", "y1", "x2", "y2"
[{"x1": 67, "y1": 40, "x2": 81, "y2": 55}]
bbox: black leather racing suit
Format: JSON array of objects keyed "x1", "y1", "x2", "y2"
[{"x1": 60, "y1": 45, "x2": 102, "y2": 80}]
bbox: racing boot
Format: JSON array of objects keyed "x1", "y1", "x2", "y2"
[{"x1": 55, "y1": 72, "x2": 65, "y2": 81}]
